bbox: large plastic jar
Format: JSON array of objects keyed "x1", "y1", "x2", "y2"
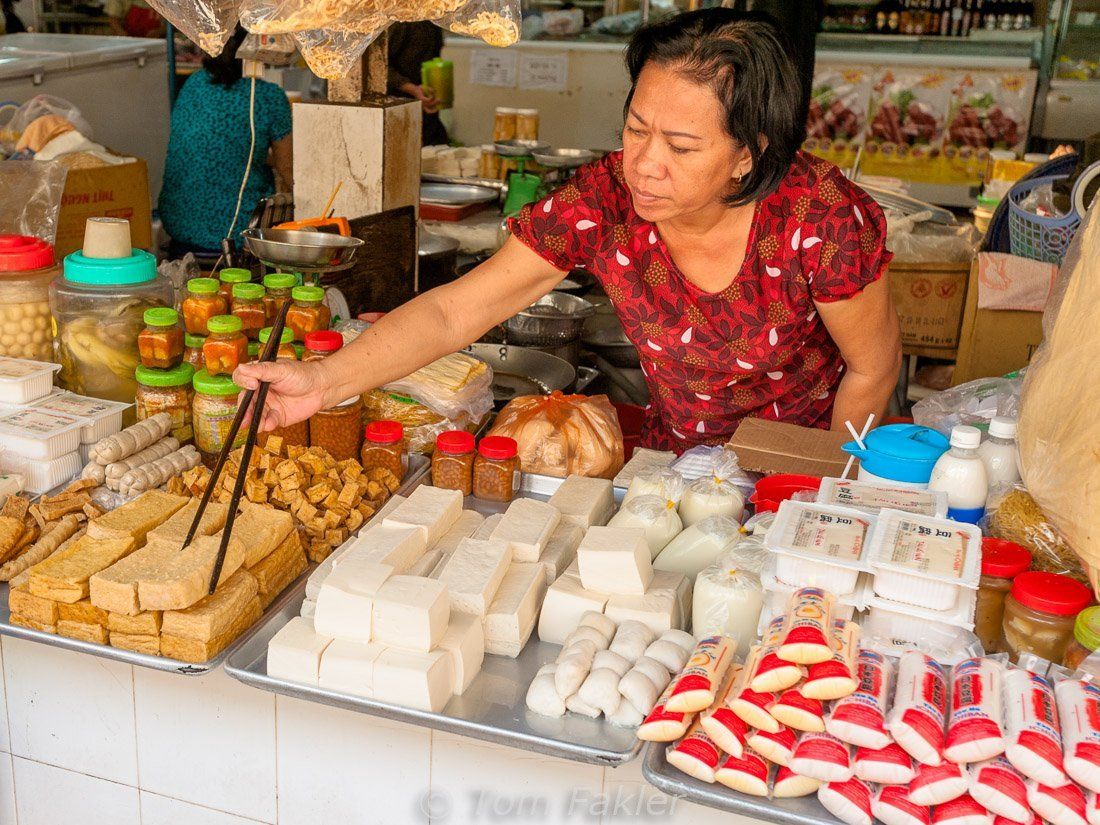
[
  {"x1": 310, "y1": 397, "x2": 364, "y2": 462},
  {"x1": 362, "y1": 420, "x2": 406, "y2": 479},
  {"x1": 0, "y1": 235, "x2": 60, "y2": 362},
  {"x1": 974, "y1": 537, "x2": 1031, "y2": 655},
  {"x1": 432, "y1": 430, "x2": 475, "y2": 494},
  {"x1": 192, "y1": 369, "x2": 244, "y2": 466},
  {"x1": 473, "y1": 436, "x2": 520, "y2": 502},
  {"x1": 49, "y1": 247, "x2": 174, "y2": 404},
  {"x1": 1064, "y1": 607, "x2": 1100, "y2": 672},
  {"x1": 1001, "y1": 571, "x2": 1093, "y2": 663},
  {"x1": 135, "y1": 363, "x2": 195, "y2": 445}
]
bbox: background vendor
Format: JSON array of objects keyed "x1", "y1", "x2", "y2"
[
  {"x1": 387, "y1": 21, "x2": 450, "y2": 147},
  {"x1": 237, "y1": 9, "x2": 901, "y2": 453}
]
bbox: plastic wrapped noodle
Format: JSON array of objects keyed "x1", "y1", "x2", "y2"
[
  {"x1": 986, "y1": 485, "x2": 1086, "y2": 584},
  {"x1": 145, "y1": 0, "x2": 242, "y2": 54},
  {"x1": 239, "y1": 0, "x2": 363, "y2": 32},
  {"x1": 654, "y1": 515, "x2": 746, "y2": 579}
]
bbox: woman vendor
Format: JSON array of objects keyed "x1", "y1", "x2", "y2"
[{"x1": 236, "y1": 9, "x2": 902, "y2": 453}]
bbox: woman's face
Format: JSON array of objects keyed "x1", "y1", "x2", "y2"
[{"x1": 622, "y1": 63, "x2": 752, "y2": 223}]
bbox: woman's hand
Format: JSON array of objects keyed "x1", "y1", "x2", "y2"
[
  {"x1": 232, "y1": 360, "x2": 329, "y2": 433},
  {"x1": 399, "y1": 81, "x2": 441, "y2": 114}
]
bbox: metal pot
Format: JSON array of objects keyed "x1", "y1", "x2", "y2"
[
  {"x1": 505, "y1": 292, "x2": 595, "y2": 347},
  {"x1": 417, "y1": 232, "x2": 460, "y2": 292},
  {"x1": 582, "y1": 324, "x2": 640, "y2": 369},
  {"x1": 465, "y1": 343, "x2": 597, "y2": 404}
]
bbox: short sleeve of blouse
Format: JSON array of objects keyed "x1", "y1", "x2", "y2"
[
  {"x1": 508, "y1": 153, "x2": 622, "y2": 272},
  {"x1": 801, "y1": 165, "x2": 893, "y2": 303},
  {"x1": 259, "y1": 81, "x2": 293, "y2": 146}
]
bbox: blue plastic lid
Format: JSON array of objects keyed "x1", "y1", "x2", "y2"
[
  {"x1": 843, "y1": 424, "x2": 949, "y2": 484},
  {"x1": 62, "y1": 248, "x2": 157, "y2": 285}
]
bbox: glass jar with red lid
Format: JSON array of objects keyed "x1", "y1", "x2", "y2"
[
  {"x1": 303, "y1": 330, "x2": 343, "y2": 361},
  {"x1": 0, "y1": 235, "x2": 61, "y2": 361},
  {"x1": 975, "y1": 537, "x2": 1031, "y2": 654},
  {"x1": 473, "y1": 436, "x2": 520, "y2": 502},
  {"x1": 432, "y1": 430, "x2": 475, "y2": 494},
  {"x1": 361, "y1": 420, "x2": 406, "y2": 480},
  {"x1": 1001, "y1": 570, "x2": 1093, "y2": 663},
  {"x1": 231, "y1": 282, "x2": 266, "y2": 340}
]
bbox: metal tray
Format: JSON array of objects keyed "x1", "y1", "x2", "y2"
[
  {"x1": 0, "y1": 456, "x2": 431, "y2": 676},
  {"x1": 641, "y1": 742, "x2": 839, "y2": 825},
  {"x1": 420, "y1": 182, "x2": 499, "y2": 206}
]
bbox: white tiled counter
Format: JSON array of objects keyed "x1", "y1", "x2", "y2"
[{"x1": 0, "y1": 636, "x2": 763, "y2": 825}]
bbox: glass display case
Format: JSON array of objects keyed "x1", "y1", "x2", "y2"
[{"x1": 1039, "y1": 0, "x2": 1100, "y2": 139}]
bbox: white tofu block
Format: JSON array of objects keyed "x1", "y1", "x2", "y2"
[
  {"x1": 484, "y1": 562, "x2": 546, "y2": 658},
  {"x1": 537, "y1": 565, "x2": 610, "y2": 645},
  {"x1": 373, "y1": 647, "x2": 454, "y2": 712},
  {"x1": 383, "y1": 485, "x2": 463, "y2": 545},
  {"x1": 539, "y1": 522, "x2": 584, "y2": 583},
  {"x1": 347, "y1": 524, "x2": 426, "y2": 574},
  {"x1": 490, "y1": 498, "x2": 561, "y2": 563},
  {"x1": 471, "y1": 513, "x2": 503, "y2": 541},
  {"x1": 613, "y1": 449, "x2": 676, "y2": 489},
  {"x1": 431, "y1": 510, "x2": 485, "y2": 556},
  {"x1": 437, "y1": 612, "x2": 484, "y2": 695},
  {"x1": 548, "y1": 475, "x2": 616, "y2": 529},
  {"x1": 300, "y1": 598, "x2": 316, "y2": 619},
  {"x1": 307, "y1": 495, "x2": 406, "y2": 599},
  {"x1": 407, "y1": 547, "x2": 443, "y2": 579},
  {"x1": 576, "y1": 526, "x2": 654, "y2": 596},
  {"x1": 435, "y1": 538, "x2": 512, "y2": 617},
  {"x1": 604, "y1": 591, "x2": 679, "y2": 636},
  {"x1": 314, "y1": 558, "x2": 394, "y2": 643},
  {"x1": 267, "y1": 616, "x2": 332, "y2": 684},
  {"x1": 318, "y1": 639, "x2": 385, "y2": 698},
  {"x1": 649, "y1": 569, "x2": 692, "y2": 629},
  {"x1": 372, "y1": 575, "x2": 450, "y2": 652}
]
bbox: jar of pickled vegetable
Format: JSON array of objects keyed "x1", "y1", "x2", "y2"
[
  {"x1": 975, "y1": 538, "x2": 1031, "y2": 655},
  {"x1": 192, "y1": 369, "x2": 244, "y2": 466},
  {"x1": 263, "y1": 273, "x2": 296, "y2": 325},
  {"x1": 138, "y1": 307, "x2": 184, "y2": 369},
  {"x1": 183, "y1": 333, "x2": 205, "y2": 370},
  {"x1": 203, "y1": 315, "x2": 248, "y2": 376},
  {"x1": 0, "y1": 235, "x2": 60, "y2": 362},
  {"x1": 362, "y1": 420, "x2": 406, "y2": 479},
  {"x1": 473, "y1": 436, "x2": 520, "y2": 502},
  {"x1": 232, "y1": 282, "x2": 266, "y2": 340},
  {"x1": 432, "y1": 430, "x2": 475, "y2": 495},
  {"x1": 310, "y1": 397, "x2": 364, "y2": 461},
  {"x1": 1001, "y1": 571, "x2": 1093, "y2": 664},
  {"x1": 303, "y1": 330, "x2": 343, "y2": 361},
  {"x1": 135, "y1": 363, "x2": 195, "y2": 444},
  {"x1": 286, "y1": 285, "x2": 330, "y2": 341},
  {"x1": 218, "y1": 267, "x2": 251, "y2": 304},
  {"x1": 182, "y1": 277, "x2": 227, "y2": 335},
  {"x1": 258, "y1": 326, "x2": 297, "y2": 361},
  {"x1": 1064, "y1": 607, "x2": 1100, "y2": 672}
]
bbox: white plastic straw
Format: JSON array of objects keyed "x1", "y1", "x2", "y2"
[{"x1": 841, "y1": 413, "x2": 876, "y2": 480}]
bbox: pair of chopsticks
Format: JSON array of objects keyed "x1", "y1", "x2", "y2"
[{"x1": 182, "y1": 297, "x2": 294, "y2": 595}]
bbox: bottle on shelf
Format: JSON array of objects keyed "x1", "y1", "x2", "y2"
[
  {"x1": 928, "y1": 425, "x2": 990, "y2": 523},
  {"x1": 977, "y1": 416, "x2": 1022, "y2": 488}
]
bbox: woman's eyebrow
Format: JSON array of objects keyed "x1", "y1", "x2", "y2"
[{"x1": 628, "y1": 108, "x2": 703, "y2": 141}]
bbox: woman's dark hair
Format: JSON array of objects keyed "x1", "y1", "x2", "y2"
[
  {"x1": 624, "y1": 9, "x2": 806, "y2": 206},
  {"x1": 202, "y1": 25, "x2": 248, "y2": 88}
]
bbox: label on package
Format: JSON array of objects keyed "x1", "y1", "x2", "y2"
[
  {"x1": 35, "y1": 394, "x2": 122, "y2": 419},
  {"x1": 0, "y1": 408, "x2": 80, "y2": 436},
  {"x1": 0, "y1": 358, "x2": 51, "y2": 379},
  {"x1": 883, "y1": 517, "x2": 969, "y2": 578},
  {"x1": 790, "y1": 509, "x2": 869, "y2": 561},
  {"x1": 824, "y1": 480, "x2": 940, "y2": 515}
]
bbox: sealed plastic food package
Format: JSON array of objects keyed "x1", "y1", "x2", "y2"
[
  {"x1": 680, "y1": 452, "x2": 747, "y2": 527},
  {"x1": 655, "y1": 515, "x2": 746, "y2": 579},
  {"x1": 144, "y1": 0, "x2": 242, "y2": 54},
  {"x1": 606, "y1": 494, "x2": 682, "y2": 559},
  {"x1": 293, "y1": 27, "x2": 385, "y2": 79},
  {"x1": 386, "y1": 351, "x2": 493, "y2": 423},
  {"x1": 0, "y1": 160, "x2": 68, "y2": 245},
  {"x1": 691, "y1": 553, "x2": 764, "y2": 653},
  {"x1": 239, "y1": 0, "x2": 361, "y2": 32},
  {"x1": 913, "y1": 375, "x2": 1023, "y2": 438},
  {"x1": 623, "y1": 466, "x2": 685, "y2": 506},
  {"x1": 432, "y1": 0, "x2": 520, "y2": 47},
  {"x1": 986, "y1": 485, "x2": 1086, "y2": 583}
]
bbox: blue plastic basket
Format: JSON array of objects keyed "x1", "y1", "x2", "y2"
[{"x1": 1006, "y1": 173, "x2": 1081, "y2": 264}]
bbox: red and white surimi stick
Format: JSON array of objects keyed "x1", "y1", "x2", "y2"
[
  {"x1": 1027, "y1": 780, "x2": 1089, "y2": 825},
  {"x1": 969, "y1": 757, "x2": 1030, "y2": 824},
  {"x1": 1056, "y1": 679, "x2": 1100, "y2": 793},
  {"x1": 931, "y1": 794, "x2": 993, "y2": 825},
  {"x1": 751, "y1": 616, "x2": 803, "y2": 693},
  {"x1": 1087, "y1": 790, "x2": 1100, "y2": 825},
  {"x1": 666, "y1": 718, "x2": 721, "y2": 783},
  {"x1": 637, "y1": 680, "x2": 691, "y2": 742},
  {"x1": 888, "y1": 651, "x2": 948, "y2": 766},
  {"x1": 778, "y1": 587, "x2": 836, "y2": 665},
  {"x1": 873, "y1": 784, "x2": 932, "y2": 825},
  {"x1": 772, "y1": 688, "x2": 826, "y2": 732},
  {"x1": 803, "y1": 620, "x2": 860, "y2": 701},
  {"x1": 945, "y1": 657, "x2": 1006, "y2": 764},
  {"x1": 827, "y1": 648, "x2": 895, "y2": 749},
  {"x1": 748, "y1": 725, "x2": 798, "y2": 767},
  {"x1": 911, "y1": 761, "x2": 970, "y2": 806},
  {"x1": 773, "y1": 766, "x2": 822, "y2": 798},
  {"x1": 666, "y1": 635, "x2": 735, "y2": 714},
  {"x1": 1003, "y1": 667, "x2": 1067, "y2": 787},
  {"x1": 790, "y1": 731, "x2": 853, "y2": 783},
  {"x1": 819, "y1": 777, "x2": 874, "y2": 825},
  {"x1": 714, "y1": 747, "x2": 771, "y2": 796},
  {"x1": 854, "y1": 743, "x2": 916, "y2": 785},
  {"x1": 700, "y1": 663, "x2": 747, "y2": 758},
  {"x1": 993, "y1": 815, "x2": 1042, "y2": 825},
  {"x1": 730, "y1": 644, "x2": 781, "y2": 733}
]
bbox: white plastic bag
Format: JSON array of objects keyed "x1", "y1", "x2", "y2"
[
  {"x1": 679, "y1": 452, "x2": 748, "y2": 527},
  {"x1": 913, "y1": 375, "x2": 1023, "y2": 437},
  {"x1": 692, "y1": 551, "x2": 764, "y2": 652}
]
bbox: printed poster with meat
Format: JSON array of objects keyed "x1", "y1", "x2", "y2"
[
  {"x1": 943, "y1": 71, "x2": 1036, "y2": 182},
  {"x1": 803, "y1": 64, "x2": 873, "y2": 170},
  {"x1": 862, "y1": 68, "x2": 951, "y2": 183}
]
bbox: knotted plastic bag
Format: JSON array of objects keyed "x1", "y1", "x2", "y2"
[
  {"x1": 607, "y1": 493, "x2": 683, "y2": 559},
  {"x1": 679, "y1": 451, "x2": 748, "y2": 527}
]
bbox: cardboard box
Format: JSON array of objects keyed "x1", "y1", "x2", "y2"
[
  {"x1": 726, "y1": 419, "x2": 854, "y2": 478},
  {"x1": 887, "y1": 260, "x2": 970, "y2": 357},
  {"x1": 952, "y1": 258, "x2": 1045, "y2": 385},
  {"x1": 55, "y1": 159, "x2": 153, "y2": 258}
]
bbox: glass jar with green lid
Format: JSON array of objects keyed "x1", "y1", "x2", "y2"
[
  {"x1": 182, "y1": 277, "x2": 227, "y2": 335},
  {"x1": 138, "y1": 307, "x2": 184, "y2": 370},
  {"x1": 286, "y1": 285, "x2": 330, "y2": 341},
  {"x1": 1064, "y1": 607, "x2": 1100, "y2": 672},
  {"x1": 203, "y1": 315, "x2": 248, "y2": 377},
  {"x1": 231, "y1": 282, "x2": 266, "y2": 340},
  {"x1": 135, "y1": 362, "x2": 195, "y2": 444},
  {"x1": 262, "y1": 272, "x2": 297, "y2": 325},
  {"x1": 218, "y1": 267, "x2": 251, "y2": 304},
  {"x1": 192, "y1": 369, "x2": 244, "y2": 465},
  {"x1": 258, "y1": 326, "x2": 297, "y2": 361},
  {"x1": 183, "y1": 333, "x2": 205, "y2": 370}
]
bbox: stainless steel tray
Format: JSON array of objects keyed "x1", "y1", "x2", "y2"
[
  {"x1": 420, "y1": 182, "x2": 499, "y2": 206},
  {"x1": 641, "y1": 742, "x2": 839, "y2": 825},
  {"x1": 0, "y1": 456, "x2": 431, "y2": 676}
]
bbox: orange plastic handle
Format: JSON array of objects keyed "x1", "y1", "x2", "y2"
[{"x1": 275, "y1": 217, "x2": 351, "y2": 236}]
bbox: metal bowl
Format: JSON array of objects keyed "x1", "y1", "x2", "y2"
[
  {"x1": 465, "y1": 343, "x2": 577, "y2": 402},
  {"x1": 532, "y1": 148, "x2": 597, "y2": 169},
  {"x1": 494, "y1": 139, "x2": 550, "y2": 158},
  {"x1": 242, "y1": 227, "x2": 364, "y2": 270},
  {"x1": 505, "y1": 292, "x2": 595, "y2": 346}
]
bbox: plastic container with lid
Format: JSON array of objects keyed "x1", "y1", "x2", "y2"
[
  {"x1": 0, "y1": 450, "x2": 81, "y2": 495},
  {"x1": 218, "y1": 267, "x2": 251, "y2": 304},
  {"x1": 1001, "y1": 571, "x2": 1093, "y2": 664},
  {"x1": 310, "y1": 397, "x2": 363, "y2": 462},
  {"x1": 203, "y1": 315, "x2": 248, "y2": 377},
  {"x1": 231, "y1": 282, "x2": 266, "y2": 340},
  {"x1": 49, "y1": 244, "x2": 174, "y2": 404},
  {"x1": 262, "y1": 273, "x2": 297, "y2": 325},
  {"x1": 0, "y1": 407, "x2": 83, "y2": 459},
  {"x1": 286, "y1": 286, "x2": 330, "y2": 342},
  {"x1": 33, "y1": 392, "x2": 130, "y2": 444},
  {"x1": 927, "y1": 425, "x2": 989, "y2": 524},
  {"x1": 0, "y1": 235, "x2": 60, "y2": 362},
  {"x1": 866, "y1": 509, "x2": 983, "y2": 611},
  {"x1": 192, "y1": 369, "x2": 243, "y2": 464},
  {"x1": 303, "y1": 330, "x2": 343, "y2": 361},
  {"x1": 473, "y1": 435, "x2": 520, "y2": 502},
  {"x1": 258, "y1": 326, "x2": 297, "y2": 361},
  {"x1": 432, "y1": 429, "x2": 474, "y2": 494},
  {"x1": 361, "y1": 419, "x2": 406, "y2": 480},
  {"x1": 138, "y1": 307, "x2": 184, "y2": 370},
  {"x1": 816, "y1": 478, "x2": 948, "y2": 518},
  {"x1": 1064, "y1": 607, "x2": 1100, "y2": 672},
  {"x1": 975, "y1": 538, "x2": 1031, "y2": 654},
  {"x1": 764, "y1": 500, "x2": 874, "y2": 595},
  {"x1": 184, "y1": 333, "x2": 205, "y2": 369},
  {"x1": 750, "y1": 474, "x2": 822, "y2": 514},
  {"x1": 977, "y1": 416, "x2": 1021, "y2": 488},
  {"x1": 842, "y1": 424, "x2": 950, "y2": 487},
  {"x1": 0, "y1": 357, "x2": 61, "y2": 405},
  {"x1": 135, "y1": 363, "x2": 195, "y2": 444},
  {"x1": 182, "y1": 278, "x2": 227, "y2": 335}
]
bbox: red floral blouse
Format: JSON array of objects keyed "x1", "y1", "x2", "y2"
[{"x1": 510, "y1": 150, "x2": 891, "y2": 453}]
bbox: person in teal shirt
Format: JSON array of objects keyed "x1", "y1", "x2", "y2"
[{"x1": 159, "y1": 27, "x2": 293, "y2": 258}]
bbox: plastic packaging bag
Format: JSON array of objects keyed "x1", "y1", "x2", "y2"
[
  {"x1": 432, "y1": 0, "x2": 519, "y2": 46},
  {"x1": 607, "y1": 494, "x2": 682, "y2": 559},
  {"x1": 887, "y1": 216, "x2": 983, "y2": 264},
  {"x1": 488, "y1": 392, "x2": 624, "y2": 480},
  {"x1": 912, "y1": 375, "x2": 1023, "y2": 437},
  {"x1": 5, "y1": 95, "x2": 93, "y2": 143},
  {"x1": 680, "y1": 452, "x2": 748, "y2": 527},
  {"x1": 239, "y1": 0, "x2": 361, "y2": 33},
  {"x1": 291, "y1": 27, "x2": 385, "y2": 79},
  {"x1": 622, "y1": 466, "x2": 686, "y2": 506},
  {"x1": 985, "y1": 485, "x2": 1085, "y2": 583},
  {"x1": 383, "y1": 351, "x2": 493, "y2": 424},
  {"x1": 0, "y1": 160, "x2": 69, "y2": 245},
  {"x1": 654, "y1": 515, "x2": 751, "y2": 579},
  {"x1": 144, "y1": 0, "x2": 242, "y2": 54},
  {"x1": 692, "y1": 551, "x2": 765, "y2": 652}
]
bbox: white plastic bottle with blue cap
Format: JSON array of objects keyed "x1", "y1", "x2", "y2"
[
  {"x1": 977, "y1": 416, "x2": 1021, "y2": 488},
  {"x1": 928, "y1": 425, "x2": 989, "y2": 523}
]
